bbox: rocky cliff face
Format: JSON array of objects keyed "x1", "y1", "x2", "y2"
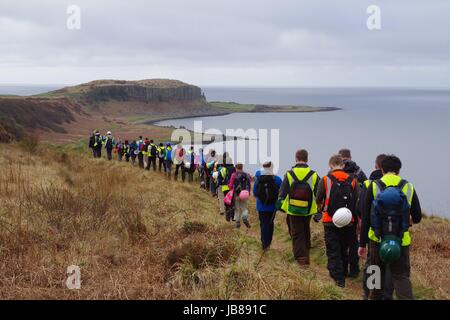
[
  {"x1": 86, "y1": 84, "x2": 202, "y2": 103},
  {"x1": 52, "y1": 79, "x2": 204, "y2": 104}
]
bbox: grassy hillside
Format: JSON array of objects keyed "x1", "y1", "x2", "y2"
[
  {"x1": 210, "y1": 101, "x2": 340, "y2": 113},
  {"x1": 0, "y1": 142, "x2": 448, "y2": 299}
]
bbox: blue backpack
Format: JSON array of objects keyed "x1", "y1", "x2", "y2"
[{"x1": 371, "y1": 179, "x2": 410, "y2": 240}]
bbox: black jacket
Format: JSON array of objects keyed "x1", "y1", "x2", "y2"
[
  {"x1": 343, "y1": 159, "x2": 368, "y2": 184},
  {"x1": 359, "y1": 176, "x2": 422, "y2": 247}
]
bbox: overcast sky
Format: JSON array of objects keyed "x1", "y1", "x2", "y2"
[{"x1": 1, "y1": 0, "x2": 450, "y2": 87}]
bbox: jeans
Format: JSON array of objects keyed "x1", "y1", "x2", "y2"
[{"x1": 259, "y1": 211, "x2": 276, "y2": 249}]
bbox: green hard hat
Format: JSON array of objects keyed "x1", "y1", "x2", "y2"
[{"x1": 379, "y1": 236, "x2": 401, "y2": 264}]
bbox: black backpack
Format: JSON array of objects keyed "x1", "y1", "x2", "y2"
[
  {"x1": 288, "y1": 170, "x2": 315, "y2": 215},
  {"x1": 256, "y1": 175, "x2": 278, "y2": 205},
  {"x1": 327, "y1": 174, "x2": 356, "y2": 217},
  {"x1": 150, "y1": 144, "x2": 157, "y2": 157},
  {"x1": 234, "y1": 172, "x2": 250, "y2": 195}
]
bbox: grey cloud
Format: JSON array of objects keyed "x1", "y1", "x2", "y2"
[{"x1": 0, "y1": 0, "x2": 449, "y2": 86}]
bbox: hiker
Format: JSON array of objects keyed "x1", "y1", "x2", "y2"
[
  {"x1": 338, "y1": 148, "x2": 367, "y2": 278},
  {"x1": 359, "y1": 154, "x2": 394, "y2": 300},
  {"x1": 174, "y1": 144, "x2": 186, "y2": 181},
  {"x1": 277, "y1": 149, "x2": 320, "y2": 267},
  {"x1": 146, "y1": 139, "x2": 157, "y2": 171},
  {"x1": 129, "y1": 140, "x2": 138, "y2": 166},
  {"x1": 206, "y1": 149, "x2": 219, "y2": 196},
  {"x1": 104, "y1": 131, "x2": 115, "y2": 161},
  {"x1": 137, "y1": 136, "x2": 145, "y2": 169},
  {"x1": 164, "y1": 143, "x2": 174, "y2": 178},
  {"x1": 217, "y1": 153, "x2": 235, "y2": 220},
  {"x1": 185, "y1": 146, "x2": 196, "y2": 182},
  {"x1": 116, "y1": 140, "x2": 124, "y2": 161},
  {"x1": 88, "y1": 130, "x2": 96, "y2": 158},
  {"x1": 123, "y1": 140, "x2": 131, "y2": 162},
  {"x1": 315, "y1": 155, "x2": 360, "y2": 287},
  {"x1": 339, "y1": 148, "x2": 368, "y2": 183},
  {"x1": 93, "y1": 130, "x2": 103, "y2": 158},
  {"x1": 359, "y1": 155, "x2": 422, "y2": 300},
  {"x1": 157, "y1": 143, "x2": 166, "y2": 172},
  {"x1": 198, "y1": 148, "x2": 207, "y2": 189},
  {"x1": 253, "y1": 161, "x2": 282, "y2": 250},
  {"x1": 228, "y1": 163, "x2": 251, "y2": 229}
]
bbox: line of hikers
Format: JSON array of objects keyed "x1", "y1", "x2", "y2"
[{"x1": 88, "y1": 130, "x2": 422, "y2": 300}]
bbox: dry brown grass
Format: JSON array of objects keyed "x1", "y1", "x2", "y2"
[{"x1": 0, "y1": 142, "x2": 448, "y2": 300}]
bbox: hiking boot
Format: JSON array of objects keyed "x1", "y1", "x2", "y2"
[
  {"x1": 236, "y1": 221, "x2": 241, "y2": 229},
  {"x1": 335, "y1": 279, "x2": 345, "y2": 288},
  {"x1": 243, "y1": 219, "x2": 251, "y2": 229},
  {"x1": 220, "y1": 211, "x2": 225, "y2": 216}
]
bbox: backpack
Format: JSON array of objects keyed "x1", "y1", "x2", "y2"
[
  {"x1": 165, "y1": 148, "x2": 173, "y2": 161},
  {"x1": 178, "y1": 148, "x2": 184, "y2": 157},
  {"x1": 371, "y1": 180, "x2": 410, "y2": 240},
  {"x1": 150, "y1": 144, "x2": 157, "y2": 157},
  {"x1": 139, "y1": 142, "x2": 145, "y2": 152},
  {"x1": 234, "y1": 172, "x2": 250, "y2": 195},
  {"x1": 327, "y1": 174, "x2": 356, "y2": 218},
  {"x1": 256, "y1": 175, "x2": 278, "y2": 205},
  {"x1": 105, "y1": 137, "x2": 114, "y2": 149},
  {"x1": 288, "y1": 170, "x2": 314, "y2": 215},
  {"x1": 158, "y1": 147, "x2": 165, "y2": 158}
]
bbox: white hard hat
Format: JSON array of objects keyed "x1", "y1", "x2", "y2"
[
  {"x1": 185, "y1": 162, "x2": 191, "y2": 169},
  {"x1": 107, "y1": 131, "x2": 112, "y2": 135},
  {"x1": 212, "y1": 171, "x2": 219, "y2": 180},
  {"x1": 332, "y1": 208, "x2": 353, "y2": 228}
]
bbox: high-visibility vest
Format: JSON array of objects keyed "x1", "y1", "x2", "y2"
[
  {"x1": 368, "y1": 173, "x2": 414, "y2": 246},
  {"x1": 322, "y1": 170, "x2": 357, "y2": 223},
  {"x1": 219, "y1": 167, "x2": 230, "y2": 192},
  {"x1": 281, "y1": 167, "x2": 318, "y2": 216}
]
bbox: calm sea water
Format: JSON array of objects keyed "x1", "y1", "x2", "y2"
[
  {"x1": 0, "y1": 85, "x2": 62, "y2": 96},
  {"x1": 157, "y1": 87, "x2": 450, "y2": 217}
]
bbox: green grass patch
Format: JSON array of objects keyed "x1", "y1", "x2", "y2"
[{"x1": 210, "y1": 101, "x2": 256, "y2": 112}]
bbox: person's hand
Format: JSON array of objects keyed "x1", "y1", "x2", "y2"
[
  {"x1": 313, "y1": 212, "x2": 322, "y2": 223},
  {"x1": 358, "y1": 247, "x2": 367, "y2": 259}
]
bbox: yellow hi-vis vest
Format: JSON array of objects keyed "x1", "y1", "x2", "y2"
[
  {"x1": 368, "y1": 173, "x2": 414, "y2": 246},
  {"x1": 281, "y1": 167, "x2": 318, "y2": 216},
  {"x1": 220, "y1": 167, "x2": 230, "y2": 192}
]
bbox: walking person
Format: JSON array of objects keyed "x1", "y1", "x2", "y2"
[
  {"x1": 123, "y1": 140, "x2": 131, "y2": 162},
  {"x1": 174, "y1": 144, "x2": 186, "y2": 181},
  {"x1": 130, "y1": 140, "x2": 138, "y2": 166},
  {"x1": 137, "y1": 136, "x2": 145, "y2": 169},
  {"x1": 164, "y1": 143, "x2": 174, "y2": 179},
  {"x1": 93, "y1": 130, "x2": 103, "y2": 158},
  {"x1": 359, "y1": 154, "x2": 394, "y2": 300},
  {"x1": 88, "y1": 130, "x2": 96, "y2": 158},
  {"x1": 277, "y1": 149, "x2": 320, "y2": 267},
  {"x1": 228, "y1": 163, "x2": 251, "y2": 229},
  {"x1": 217, "y1": 153, "x2": 235, "y2": 220},
  {"x1": 253, "y1": 161, "x2": 282, "y2": 250},
  {"x1": 338, "y1": 148, "x2": 367, "y2": 278},
  {"x1": 315, "y1": 155, "x2": 360, "y2": 287},
  {"x1": 116, "y1": 140, "x2": 124, "y2": 161},
  {"x1": 198, "y1": 148, "x2": 207, "y2": 189},
  {"x1": 146, "y1": 140, "x2": 157, "y2": 171},
  {"x1": 104, "y1": 131, "x2": 115, "y2": 161},
  {"x1": 157, "y1": 143, "x2": 166, "y2": 172},
  {"x1": 359, "y1": 155, "x2": 422, "y2": 300},
  {"x1": 185, "y1": 146, "x2": 196, "y2": 182}
]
